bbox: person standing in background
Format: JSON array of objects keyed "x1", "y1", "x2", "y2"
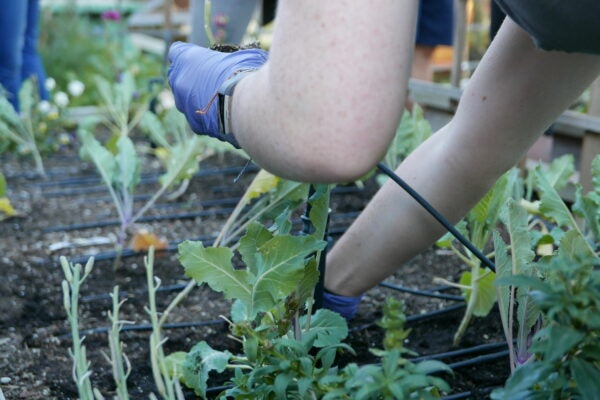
[
  {"x1": 0, "y1": 0, "x2": 49, "y2": 111},
  {"x1": 412, "y1": 0, "x2": 454, "y2": 82}
]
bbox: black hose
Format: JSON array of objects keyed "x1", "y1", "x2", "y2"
[{"x1": 376, "y1": 163, "x2": 496, "y2": 272}]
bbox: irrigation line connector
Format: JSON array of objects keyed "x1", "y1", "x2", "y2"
[{"x1": 376, "y1": 163, "x2": 496, "y2": 272}]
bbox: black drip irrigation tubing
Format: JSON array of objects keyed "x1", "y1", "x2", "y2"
[
  {"x1": 42, "y1": 207, "x2": 236, "y2": 233},
  {"x1": 350, "y1": 303, "x2": 466, "y2": 333},
  {"x1": 57, "y1": 318, "x2": 226, "y2": 340},
  {"x1": 378, "y1": 281, "x2": 465, "y2": 301},
  {"x1": 31, "y1": 164, "x2": 261, "y2": 190},
  {"x1": 376, "y1": 163, "x2": 496, "y2": 273}
]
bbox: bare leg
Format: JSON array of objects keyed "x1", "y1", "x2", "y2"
[
  {"x1": 230, "y1": 0, "x2": 420, "y2": 183},
  {"x1": 325, "y1": 19, "x2": 600, "y2": 296},
  {"x1": 412, "y1": 44, "x2": 436, "y2": 81}
]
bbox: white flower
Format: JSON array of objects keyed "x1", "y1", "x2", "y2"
[
  {"x1": 37, "y1": 100, "x2": 52, "y2": 114},
  {"x1": 45, "y1": 77, "x2": 56, "y2": 91},
  {"x1": 158, "y1": 90, "x2": 175, "y2": 110},
  {"x1": 54, "y1": 91, "x2": 69, "y2": 108},
  {"x1": 67, "y1": 80, "x2": 85, "y2": 97}
]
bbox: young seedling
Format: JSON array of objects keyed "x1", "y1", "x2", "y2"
[
  {"x1": 0, "y1": 79, "x2": 47, "y2": 176},
  {"x1": 60, "y1": 256, "x2": 102, "y2": 400},
  {"x1": 78, "y1": 109, "x2": 220, "y2": 265},
  {"x1": 435, "y1": 169, "x2": 520, "y2": 345}
]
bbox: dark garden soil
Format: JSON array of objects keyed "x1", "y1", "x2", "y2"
[{"x1": 0, "y1": 144, "x2": 509, "y2": 399}]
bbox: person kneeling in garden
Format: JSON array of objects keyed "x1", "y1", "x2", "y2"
[{"x1": 168, "y1": 0, "x2": 600, "y2": 319}]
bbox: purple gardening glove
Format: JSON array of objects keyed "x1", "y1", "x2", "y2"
[
  {"x1": 167, "y1": 42, "x2": 268, "y2": 147},
  {"x1": 322, "y1": 290, "x2": 363, "y2": 320}
]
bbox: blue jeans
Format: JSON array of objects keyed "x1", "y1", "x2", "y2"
[{"x1": 0, "y1": 0, "x2": 48, "y2": 110}]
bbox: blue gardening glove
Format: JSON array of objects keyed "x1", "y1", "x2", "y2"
[
  {"x1": 167, "y1": 42, "x2": 268, "y2": 147},
  {"x1": 322, "y1": 290, "x2": 363, "y2": 320}
]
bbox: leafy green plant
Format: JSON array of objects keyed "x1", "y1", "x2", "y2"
[
  {"x1": 0, "y1": 79, "x2": 56, "y2": 176},
  {"x1": 167, "y1": 184, "x2": 450, "y2": 399},
  {"x1": 139, "y1": 107, "x2": 231, "y2": 200},
  {"x1": 40, "y1": 8, "x2": 161, "y2": 107},
  {"x1": 435, "y1": 169, "x2": 520, "y2": 345},
  {"x1": 60, "y1": 256, "x2": 102, "y2": 400},
  {"x1": 492, "y1": 155, "x2": 600, "y2": 397},
  {"x1": 492, "y1": 237, "x2": 600, "y2": 400},
  {"x1": 78, "y1": 113, "x2": 218, "y2": 264},
  {"x1": 60, "y1": 249, "x2": 188, "y2": 400},
  {"x1": 93, "y1": 71, "x2": 148, "y2": 140},
  {"x1": 377, "y1": 104, "x2": 432, "y2": 186}
]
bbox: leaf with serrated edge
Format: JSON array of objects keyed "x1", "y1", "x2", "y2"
[
  {"x1": 571, "y1": 358, "x2": 600, "y2": 400},
  {"x1": 237, "y1": 221, "x2": 273, "y2": 267},
  {"x1": 308, "y1": 184, "x2": 331, "y2": 239},
  {"x1": 247, "y1": 235, "x2": 325, "y2": 318},
  {"x1": 535, "y1": 168, "x2": 576, "y2": 229},
  {"x1": 300, "y1": 309, "x2": 348, "y2": 348},
  {"x1": 179, "y1": 241, "x2": 251, "y2": 304},
  {"x1": 545, "y1": 154, "x2": 575, "y2": 191},
  {"x1": 182, "y1": 341, "x2": 231, "y2": 398},
  {"x1": 459, "y1": 268, "x2": 497, "y2": 317},
  {"x1": 115, "y1": 135, "x2": 140, "y2": 192}
]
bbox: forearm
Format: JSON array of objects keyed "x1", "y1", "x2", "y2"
[
  {"x1": 231, "y1": 0, "x2": 419, "y2": 183},
  {"x1": 326, "y1": 19, "x2": 600, "y2": 296}
]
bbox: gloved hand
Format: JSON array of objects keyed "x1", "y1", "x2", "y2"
[
  {"x1": 167, "y1": 42, "x2": 268, "y2": 146},
  {"x1": 322, "y1": 290, "x2": 363, "y2": 320}
]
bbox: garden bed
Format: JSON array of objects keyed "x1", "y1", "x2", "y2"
[{"x1": 0, "y1": 147, "x2": 509, "y2": 399}]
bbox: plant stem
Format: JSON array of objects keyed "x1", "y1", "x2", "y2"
[
  {"x1": 453, "y1": 261, "x2": 480, "y2": 345},
  {"x1": 145, "y1": 247, "x2": 177, "y2": 399},
  {"x1": 107, "y1": 286, "x2": 131, "y2": 400},
  {"x1": 204, "y1": 0, "x2": 215, "y2": 46},
  {"x1": 61, "y1": 257, "x2": 96, "y2": 400}
]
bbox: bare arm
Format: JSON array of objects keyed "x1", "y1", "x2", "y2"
[
  {"x1": 325, "y1": 19, "x2": 600, "y2": 296},
  {"x1": 231, "y1": 0, "x2": 420, "y2": 183}
]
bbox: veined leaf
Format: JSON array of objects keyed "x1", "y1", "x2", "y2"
[
  {"x1": 557, "y1": 230, "x2": 599, "y2": 266},
  {"x1": 501, "y1": 199, "x2": 536, "y2": 276},
  {"x1": 300, "y1": 309, "x2": 348, "y2": 348},
  {"x1": 139, "y1": 111, "x2": 169, "y2": 149},
  {"x1": 115, "y1": 135, "x2": 140, "y2": 192},
  {"x1": 533, "y1": 325, "x2": 584, "y2": 363},
  {"x1": 238, "y1": 221, "x2": 273, "y2": 267},
  {"x1": 459, "y1": 268, "x2": 497, "y2": 317},
  {"x1": 179, "y1": 240, "x2": 251, "y2": 304},
  {"x1": 544, "y1": 154, "x2": 575, "y2": 191},
  {"x1": 158, "y1": 136, "x2": 205, "y2": 186},
  {"x1": 493, "y1": 232, "x2": 513, "y2": 340},
  {"x1": 18, "y1": 79, "x2": 34, "y2": 121},
  {"x1": 572, "y1": 185, "x2": 600, "y2": 241},
  {"x1": 296, "y1": 258, "x2": 320, "y2": 308},
  {"x1": 164, "y1": 351, "x2": 187, "y2": 381},
  {"x1": 535, "y1": 168, "x2": 576, "y2": 229},
  {"x1": 308, "y1": 184, "x2": 332, "y2": 239},
  {"x1": 571, "y1": 358, "x2": 600, "y2": 400},
  {"x1": 78, "y1": 128, "x2": 118, "y2": 191},
  {"x1": 182, "y1": 341, "x2": 232, "y2": 398},
  {"x1": 0, "y1": 96, "x2": 23, "y2": 129},
  {"x1": 247, "y1": 235, "x2": 326, "y2": 318}
]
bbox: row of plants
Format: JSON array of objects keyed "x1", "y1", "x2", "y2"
[{"x1": 54, "y1": 97, "x2": 600, "y2": 398}]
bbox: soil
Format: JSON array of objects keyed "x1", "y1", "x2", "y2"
[{"x1": 0, "y1": 143, "x2": 509, "y2": 399}]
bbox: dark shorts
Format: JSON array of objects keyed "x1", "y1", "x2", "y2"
[
  {"x1": 495, "y1": 0, "x2": 600, "y2": 54},
  {"x1": 415, "y1": 0, "x2": 454, "y2": 47}
]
